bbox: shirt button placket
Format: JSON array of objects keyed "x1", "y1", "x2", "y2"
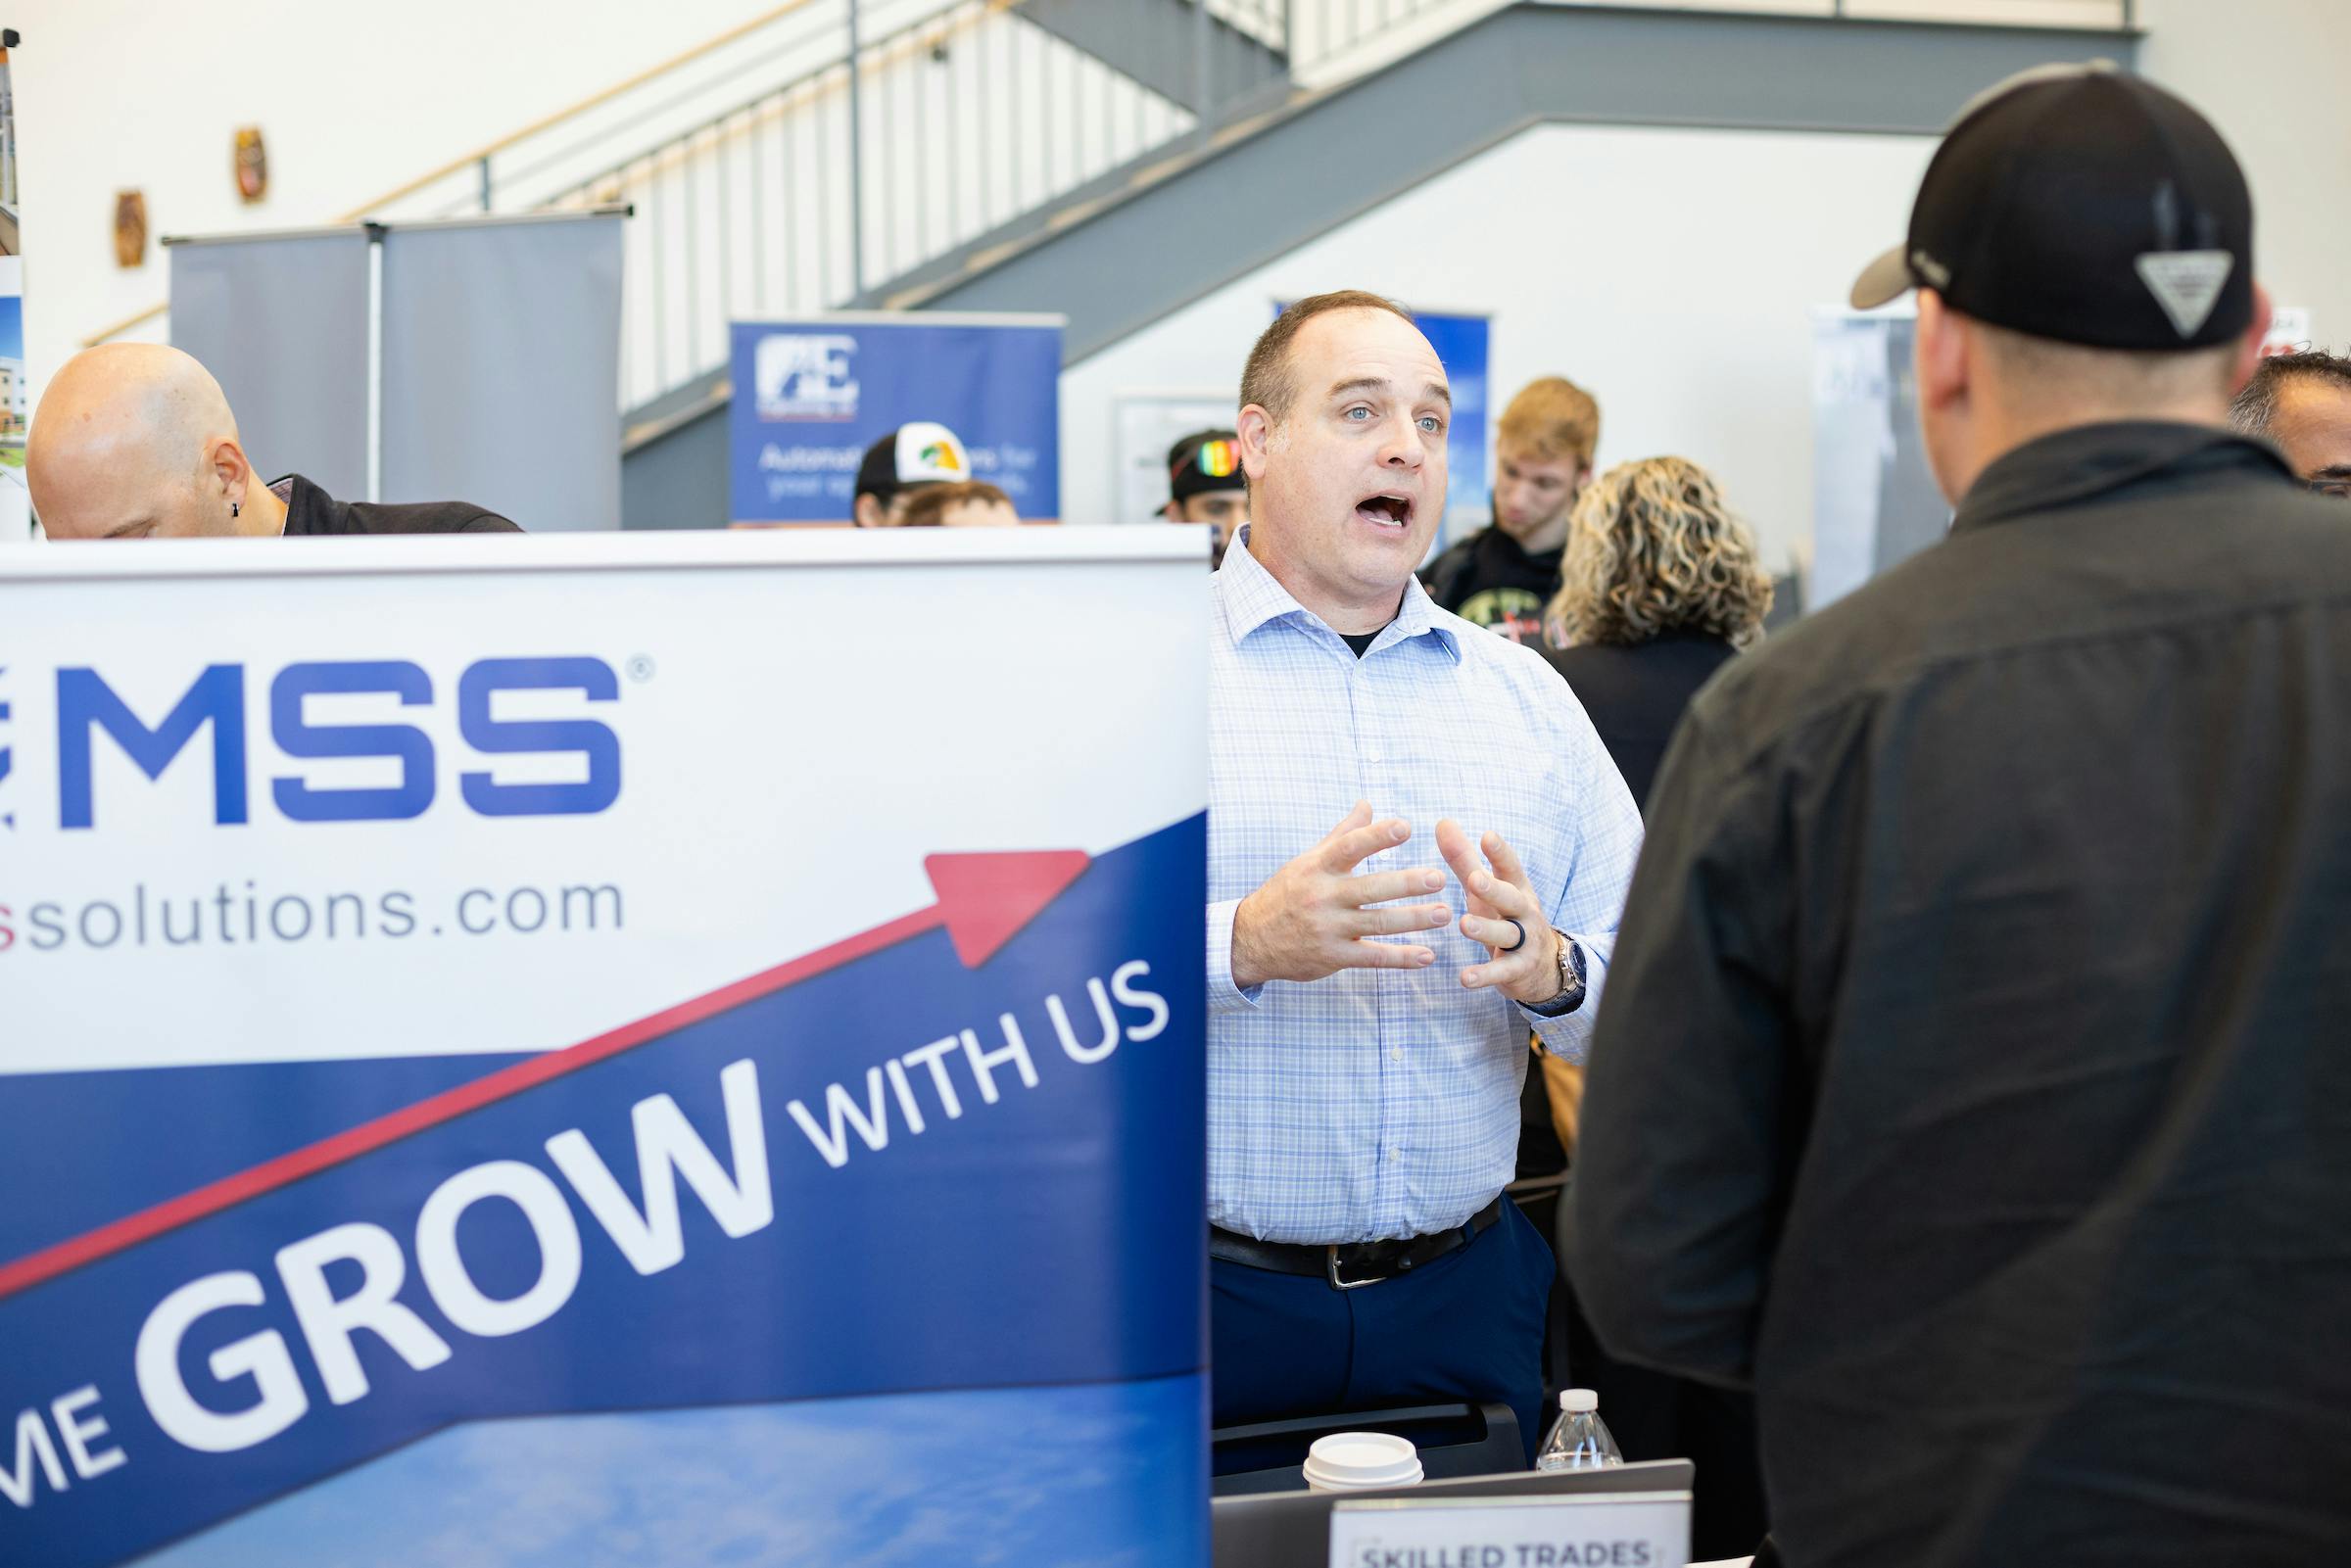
[
  {"x1": 1358, "y1": 668, "x2": 1403, "y2": 1237},
  {"x1": 1354, "y1": 667, "x2": 1382, "y2": 1231}
]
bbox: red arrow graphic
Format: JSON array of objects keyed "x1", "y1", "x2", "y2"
[{"x1": 0, "y1": 849, "x2": 1092, "y2": 1304}]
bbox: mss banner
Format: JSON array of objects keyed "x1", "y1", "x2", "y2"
[
  {"x1": 729, "y1": 313, "x2": 1064, "y2": 523},
  {"x1": 0, "y1": 531, "x2": 1207, "y2": 1568}
]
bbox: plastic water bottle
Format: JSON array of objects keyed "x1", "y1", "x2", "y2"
[{"x1": 1534, "y1": 1389, "x2": 1623, "y2": 1472}]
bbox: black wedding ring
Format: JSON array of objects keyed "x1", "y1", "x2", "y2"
[{"x1": 1498, "y1": 917, "x2": 1527, "y2": 954}]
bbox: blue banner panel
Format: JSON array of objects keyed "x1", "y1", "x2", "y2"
[
  {"x1": 135, "y1": 1378, "x2": 1211, "y2": 1568},
  {"x1": 1415, "y1": 310, "x2": 1492, "y2": 524},
  {"x1": 728, "y1": 317, "x2": 1063, "y2": 522},
  {"x1": 0, "y1": 816, "x2": 1204, "y2": 1568}
]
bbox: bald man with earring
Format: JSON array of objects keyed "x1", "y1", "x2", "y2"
[{"x1": 28, "y1": 344, "x2": 519, "y2": 540}]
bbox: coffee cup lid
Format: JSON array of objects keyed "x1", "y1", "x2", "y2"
[{"x1": 1303, "y1": 1432, "x2": 1423, "y2": 1491}]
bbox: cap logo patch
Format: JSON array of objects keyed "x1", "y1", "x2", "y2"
[
  {"x1": 1910, "y1": 250, "x2": 1952, "y2": 289},
  {"x1": 2135, "y1": 250, "x2": 2234, "y2": 338}
]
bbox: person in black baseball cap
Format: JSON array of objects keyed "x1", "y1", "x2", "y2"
[
  {"x1": 1572, "y1": 64, "x2": 2351, "y2": 1568},
  {"x1": 1846, "y1": 61, "x2": 2270, "y2": 504},
  {"x1": 1162, "y1": 428, "x2": 1246, "y2": 567}
]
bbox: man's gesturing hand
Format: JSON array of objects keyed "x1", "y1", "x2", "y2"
[
  {"x1": 1229, "y1": 802, "x2": 1453, "y2": 991},
  {"x1": 1437, "y1": 818, "x2": 1563, "y2": 1006}
]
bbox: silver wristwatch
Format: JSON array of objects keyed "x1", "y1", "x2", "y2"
[{"x1": 1522, "y1": 929, "x2": 1587, "y2": 1018}]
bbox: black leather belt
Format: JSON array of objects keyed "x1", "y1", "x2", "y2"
[{"x1": 1210, "y1": 1195, "x2": 1508, "y2": 1291}]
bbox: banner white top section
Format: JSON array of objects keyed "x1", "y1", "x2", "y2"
[{"x1": 0, "y1": 529, "x2": 1209, "y2": 1075}]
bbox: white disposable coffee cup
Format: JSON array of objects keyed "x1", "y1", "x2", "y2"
[{"x1": 1302, "y1": 1431, "x2": 1424, "y2": 1493}]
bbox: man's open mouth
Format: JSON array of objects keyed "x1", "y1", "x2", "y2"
[{"x1": 1355, "y1": 493, "x2": 1414, "y2": 529}]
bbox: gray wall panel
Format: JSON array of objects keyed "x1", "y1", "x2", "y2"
[
  {"x1": 622, "y1": 394, "x2": 729, "y2": 531},
  {"x1": 170, "y1": 233, "x2": 370, "y2": 499},
  {"x1": 381, "y1": 215, "x2": 624, "y2": 532}
]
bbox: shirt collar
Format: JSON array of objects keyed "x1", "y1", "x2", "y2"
[
  {"x1": 1216, "y1": 525, "x2": 1462, "y2": 662},
  {"x1": 1952, "y1": 421, "x2": 2296, "y2": 534},
  {"x1": 269, "y1": 472, "x2": 344, "y2": 537}
]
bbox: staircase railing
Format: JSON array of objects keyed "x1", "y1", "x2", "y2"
[
  {"x1": 84, "y1": 0, "x2": 2133, "y2": 416},
  {"x1": 537, "y1": 0, "x2": 1314, "y2": 409}
]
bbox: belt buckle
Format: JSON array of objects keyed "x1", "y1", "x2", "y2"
[{"x1": 1326, "y1": 1244, "x2": 1388, "y2": 1291}]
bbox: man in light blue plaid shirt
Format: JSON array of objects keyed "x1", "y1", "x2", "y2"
[{"x1": 1207, "y1": 292, "x2": 1643, "y2": 1454}]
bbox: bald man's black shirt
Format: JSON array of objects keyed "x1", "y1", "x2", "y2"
[{"x1": 273, "y1": 473, "x2": 520, "y2": 535}]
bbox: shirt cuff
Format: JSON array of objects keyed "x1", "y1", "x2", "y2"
[
  {"x1": 1207, "y1": 897, "x2": 1267, "y2": 1014},
  {"x1": 1523, "y1": 933, "x2": 1605, "y2": 1062}
]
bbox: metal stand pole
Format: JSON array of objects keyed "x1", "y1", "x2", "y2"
[
  {"x1": 1194, "y1": 0, "x2": 1213, "y2": 140},
  {"x1": 847, "y1": 0, "x2": 866, "y2": 294},
  {"x1": 365, "y1": 222, "x2": 386, "y2": 503}
]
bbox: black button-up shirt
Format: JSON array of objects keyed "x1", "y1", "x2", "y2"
[
  {"x1": 272, "y1": 472, "x2": 520, "y2": 535},
  {"x1": 1570, "y1": 422, "x2": 2351, "y2": 1567}
]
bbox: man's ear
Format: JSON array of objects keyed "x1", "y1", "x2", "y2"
[
  {"x1": 1236, "y1": 404, "x2": 1275, "y2": 486},
  {"x1": 210, "y1": 437, "x2": 253, "y2": 503},
  {"x1": 1161, "y1": 499, "x2": 1182, "y2": 522},
  {"x1": 1914, "y1": 289, "x2": 1971, "y2": 414},
  {"x1": 2229, "y1": 281, "x2": 2276, "y2": 397},
  {"x1": 852, "y1": 493, "x2": 884, "y2": 528}
]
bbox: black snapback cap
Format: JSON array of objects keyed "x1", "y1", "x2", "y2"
[
  {"x1": 1168, "y1": 428, "x2": 1244, "y2": 504},
  {"x1": 1851, "y1": 62, "x2": 2254, "y2": 351},
  {"x1": 854, "y1": 432, "x2": 899, "y2": 502}
]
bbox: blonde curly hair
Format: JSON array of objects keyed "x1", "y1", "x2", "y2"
[{"x1": 1545, "y1": 456, "x2": 1773, "y2": 650}]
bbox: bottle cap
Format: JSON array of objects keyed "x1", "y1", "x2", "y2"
[{"x1": 1562, "y1": 1389, "x2": 1598, "y2": 1412}]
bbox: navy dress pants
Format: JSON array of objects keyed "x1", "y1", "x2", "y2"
[{"x1": 1211, "y1": 1200, "x2": 1555, "y2": 1465}]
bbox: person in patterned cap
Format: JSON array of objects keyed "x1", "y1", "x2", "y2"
[{"x1": 851, "y1": 420, "x2": 972, "y2": 528}]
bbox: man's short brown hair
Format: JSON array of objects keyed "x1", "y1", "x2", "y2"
[
  {"x1": 1239, "y1": 290, "x2": 1418, "y2": 424},
  {"x1": 896, "y1": 480, "x2": 1014, "y2": 527},
  {"x1": 2230, "y1": 349, "x2": 2351, "y2": 439},
  {"x1": 1497, "y1": 377, "x2": 1601, "y2": 470}
]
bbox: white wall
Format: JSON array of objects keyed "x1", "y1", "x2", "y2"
[
  {"x1": 1063, "y1": 2, "x2": 2351, "y2": 561},
  {"x1": 17, "y1": 0, "x2": 2347, "y2": 539},
  {"x1": 626, "y1": 9, "x2": 1190, "y2": 408},
  {"x1": 1060, "y1": 121, "x2": 1939, "y2": 566},
  {"x1": 14, "y1": 0, "x2": 1192, "y2": 416},
  {"x1": 2136, "y1": 0, "x2": 2351, "y2": 356},
  {"x1": 12, "y1": 0, "x2": 760, "y2": 398}
]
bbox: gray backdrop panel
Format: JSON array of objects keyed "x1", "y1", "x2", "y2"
[
  {"x1": 380, "y1": 216, "x2": 623, "y2": 532},
  {"x1": 169, "y1": 233, "x2": 370, "y2": 501}
]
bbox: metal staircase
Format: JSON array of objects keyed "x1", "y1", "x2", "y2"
[
  {"x1": 83, "y1": 0, "x2": 2139, "y2": 529},
  {"x1": 625, "y1": 0, "x2": 2137, "y2": 527}
]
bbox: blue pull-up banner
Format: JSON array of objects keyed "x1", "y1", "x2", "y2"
[
  {"x1": 0, "y1": 529, "x2": 1206, "y2": 1568},
  {"x1": 729, "y1": 313, "x2": 1065, "y2": 523}
]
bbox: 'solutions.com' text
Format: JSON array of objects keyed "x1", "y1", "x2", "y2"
[{"x1": 0, "y1": 879, "x2": 625, "y2": 954}]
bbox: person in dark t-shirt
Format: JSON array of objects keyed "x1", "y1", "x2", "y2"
[
  {"x1": 1420, "y1": 376, "x2": 1599, "y2": 643},
  {"x1": 27, "y1": 343, "x2": 519, "y2": 539}
]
